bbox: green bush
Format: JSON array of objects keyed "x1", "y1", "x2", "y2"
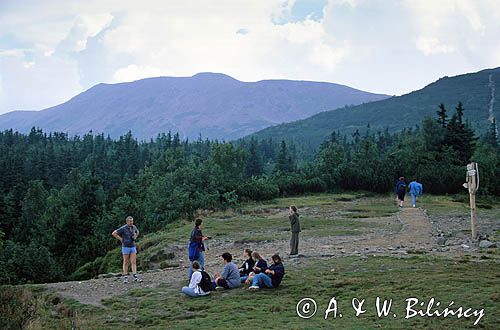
[{"x1": 237, "y1": 177, "x2": 280, "y2": 201}]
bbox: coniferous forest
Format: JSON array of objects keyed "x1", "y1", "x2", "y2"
[{"x1": 1, "y1": 102, "x2": 499, "y2": 284}]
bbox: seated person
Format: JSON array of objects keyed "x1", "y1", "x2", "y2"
[
  {"x1": 249, "y1": 254, "x2": 285, "y2": 290},
  {"x1": 245, "y1": 251, "x2": 267, "y2": 285},
  {"x1": 181, "y1": 261, "x2": 211, "y2": 297},
  {"x1": 213, "y1": 252, "x2": 241, "y2": 290},
  {"x1": 239, "y1": 248, "x2": 255, "y2": 283}
]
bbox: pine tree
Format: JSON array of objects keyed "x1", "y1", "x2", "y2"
[
  {"x1": 245, "y1": 138, "x2": 263, "y2": 176},
  {"x1": 444, "y1": 102, "x2": 477, "y2": 163},
  {"x1": 276, "y1": 140, "x2": 293, "y2": 172},
  {"x1": 437, "y1": 103, "x2": 448, "y2": 128}
]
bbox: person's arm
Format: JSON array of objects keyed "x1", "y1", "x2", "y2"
[
  {"x1": 290, "y1": 214, "x2": 296, "y2": 226},
  {"x1": 221, "y1": 264, "x2": 229, "y2": 279},
  {"x1": 112, "y1": 230, "x2": 122, "y2": 242}
]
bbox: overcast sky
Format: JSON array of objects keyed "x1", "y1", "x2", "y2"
[{"x1": 0, "y1": 0, "x2": 499, "y2": 114}]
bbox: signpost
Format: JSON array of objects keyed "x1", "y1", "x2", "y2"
[{"x1": 464, "y1": 163, "x2": 479, "y2": 240}]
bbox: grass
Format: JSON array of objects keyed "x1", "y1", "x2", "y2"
[
  {"x1": 24, "y1": 256, "x2": 500, "y2": 329},
  {"x1": 87, "y1": 193, "x2": 399, "y2": 275},
  {"x1": 5, "y1": 192, "x2": 499, "y2": 329}
]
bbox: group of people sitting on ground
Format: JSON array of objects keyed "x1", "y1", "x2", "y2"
[
  {"x1": 182, "y1": 250, "x2": 285, "y2": 297},
  {"x1": 395, "y1": 177, "x2": 423, "y2": 208},
  {"x1": 183, "y1": 217, "x2": 287, "y2": 297}
]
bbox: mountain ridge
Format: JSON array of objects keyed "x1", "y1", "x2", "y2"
[
  {"x1": 247, "y1": 67, "x2": 500, "y2": 147},
  {"x1": 0, "y1": 72, "x2": 389, "y2": 140}
]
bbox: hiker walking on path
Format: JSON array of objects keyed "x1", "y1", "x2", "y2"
[
  {"x1": 395, "y1": 177, "x2": 407, "y2": 208},
  {"x1": 289, "y1": 205, "x2": 301, "y2": 256},
  {"x1": 112, "y1": 216, "x2": 142, "y2": 284},
  {"x1": 408, "y1": 178, "x2": 423, "y2": 208},
  {"x1": 188, "y1": 218, "x2": 209, "y2": 280}
]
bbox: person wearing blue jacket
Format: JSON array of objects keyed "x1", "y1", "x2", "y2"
[
  {"x1": 408, "y1": 179, "x2": 423, "y2": 208},
  {"x1": 395, "y1": 177, "x2": 407, "y2": 208},
  {"x1": 249, "y1": 254, "x2": 285, "y2": 290},
  {"x1": 188, "y1": 218, "x2": 209, "y2": 280}
]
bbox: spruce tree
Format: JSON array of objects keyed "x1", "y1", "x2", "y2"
[{"x1": 437, "y1": 103, "x2": 448, "y2": 128}]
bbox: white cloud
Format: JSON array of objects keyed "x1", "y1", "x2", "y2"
[
  {"x1": 112, "y1": 64, "x2": 172, "y2": 82},
  {"x1": 416, "y1": 37, "x2": 455, "y2": 56},
  {"x1": 0, "y1": 0, "x2": 499, "y2": 113}
]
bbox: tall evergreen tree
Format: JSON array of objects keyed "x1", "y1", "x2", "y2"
[
  {"x1": 437, "y1": 103, "x2": 448, "y2": 128},
  {"x1": 245, "y1": 138, "x2": 263, "y2": 176},
  {"x1": 276, "y1": 140, "x2": 293, "y2": 172}
]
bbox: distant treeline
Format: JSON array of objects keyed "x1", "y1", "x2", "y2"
[{"x1": 1, "y1": 101, "x2": 498, "y2": 284}]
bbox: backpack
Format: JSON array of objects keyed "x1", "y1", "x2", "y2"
[{"x1": 198, "y1": 271, "x2": 212, "y2": 292}]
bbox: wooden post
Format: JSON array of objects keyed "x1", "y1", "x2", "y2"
[{"x1": 466, "y1": 163, "x2": 479, "y2": 240}]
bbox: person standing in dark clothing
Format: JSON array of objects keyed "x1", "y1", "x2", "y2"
[
  {"x1": 188, "y1": 218, "x2": 209, "y2": 280},
  {"x1": 395, "y1": 177, "x2": 407, "y2": 208},
  {"x1": 112, "y1": 216, "x2": 142, "y2": 284},
  {"x1": 289, "y1": 205, "x2": 301, "y2": 256}
]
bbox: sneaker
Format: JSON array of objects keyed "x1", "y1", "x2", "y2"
[
  {"x1": 133, "y1": 274, "x2": 143, "y2": 283},
  {"x1": 412, "y1": 205, "x2": 416, "y2": 208},
  {"x1": 123, "y1": 276, "x2": 128, "y2": 284},
  {"x1": 249, "y1": 286, "x2": 260, "y2": 290},
  {"x1": 215, "y1": 286, "x2": 225, "y2": 291}
]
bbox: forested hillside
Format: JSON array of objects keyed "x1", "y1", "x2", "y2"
[
  {"x1": 250, "y1": 67, "x2": 500, "y2": 149},
  {"x1": 1, "y1": 101, "x2": 498, "y2": 284}
]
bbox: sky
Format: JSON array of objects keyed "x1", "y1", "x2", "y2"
[{"x1": 0, "y1": 0, "x2": 499, "y2": 114}]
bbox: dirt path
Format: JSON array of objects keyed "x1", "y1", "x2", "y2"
[{"x1": 41, "y1": 205, "x2": 453, "y2": 306}]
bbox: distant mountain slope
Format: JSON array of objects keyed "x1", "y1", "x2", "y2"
[
  {"x1": 0, "y1": 73, "x2": 389, "y2": 140},
  {"x1": 249, "y1": 68, "x2": 500, "y2": 147}
]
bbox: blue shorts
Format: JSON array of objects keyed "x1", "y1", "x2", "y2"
[{"x1": 122, "y1": 246, "x2": 137, "y2": 255}]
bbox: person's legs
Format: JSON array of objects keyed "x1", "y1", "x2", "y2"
[
  {"x1": 398, "y1": 193, "x2": 405, "y2": 207},
  {"x1": 130, "y1": 252, "x2": 137, "y2": 274},
  {"x1": 411, "y1": 194, "x2": 416, "y2": 207},
  {"x1": 290, "y1": 232, "x2": 299, "y2": 255},
  {"x1": 129, "y1": 250, "x2": 142, "y2": 282},
  {"x1": 240, "y1": 275, "x2": 248, "y2": 283},
  {"x1": 290, "y1": 233, "x2": 297, "y2": 255},
  {"x1": 198, "y1": 252, "x2": 205, "y2": 270},
  {"x1": 216, "y1": 278, "x2": 230, "y2": 289},
  {"x1": 251, "y1": 273, "x2": 273, "y2": 288},
  {"x1": 293, "y1": 233, "x2": 299, "y2": 254},
  {"x1": 122, "y1": 253, "x2": 130, "y2": 275},
  {"x1": 189, "y1": 251, "x2": 205, "y2": 280},
  {"x1": 122, "y1": 252, "x2": 130, "y2": 283},
  {"x1": 188, "y1": 261, "x2": 194, "y2": 280},
  {"x1": 181, "y1": 287, "x2": 199, "y2": 297}
]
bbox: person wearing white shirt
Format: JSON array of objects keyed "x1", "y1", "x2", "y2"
[{"x1": 182, "y1": 261, "x2": 210, "y2": 297}]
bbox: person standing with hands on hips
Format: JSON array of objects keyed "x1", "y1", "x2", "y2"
[
  {"x1": 112, "y1": 216, "x2": 142, "y2": 284},
  {"x1": 289, "y1": 205, "x2": 301, "y2": 256}
]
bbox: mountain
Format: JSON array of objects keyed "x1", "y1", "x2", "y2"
[
  {"x1": 248, "y1": 67, "x2": 500, "y2": 147},
  {"x1": 0, "y1": 73, "x2": 389, "y2": 140}
]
